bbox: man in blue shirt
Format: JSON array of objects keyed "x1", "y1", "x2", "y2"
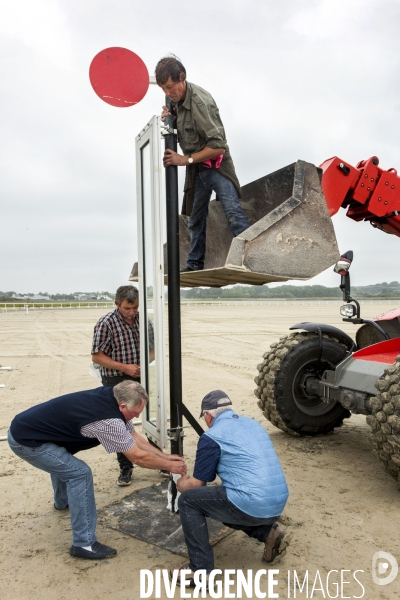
[{"x1": 172, "y1": 390, "x2": 290, "y2": 583}]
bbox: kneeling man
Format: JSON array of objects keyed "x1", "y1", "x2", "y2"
[{"x1": 173, "y1": 390, "x2": 289, "y2": 582}]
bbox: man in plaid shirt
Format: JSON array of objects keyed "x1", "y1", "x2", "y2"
[{"x1": 92, "y1": 285, "x2": 154, "y2": 485}]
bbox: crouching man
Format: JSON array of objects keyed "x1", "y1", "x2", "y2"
[
  {"x1": 8, "y1": 381, "x2": 186, "y2": 560},
  {"x1": 172, "y1": 390, "x2": 289, "y2": 584}
]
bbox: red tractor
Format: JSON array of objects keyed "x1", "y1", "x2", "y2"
[
  {"x1": 255, "y1": 156, "x2": 400, "y2": 482},
  {"x1": 133, "y1": 149, "x2": 400, "y2": 481}
]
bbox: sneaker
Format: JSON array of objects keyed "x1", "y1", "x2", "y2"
[
  {"x1": 262, "y1": 523, "x2": 291, "y2": 563},
  {"x1": 117, "y1": 467, "x2": 133, "y2": 486},
  {"x1": 70, "y1": 541, "x2": 117, "y2": 560}
]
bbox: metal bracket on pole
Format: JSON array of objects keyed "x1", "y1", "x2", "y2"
[
  {"x1": 168, "y1": 406, "x2": 185, "y2": 458},
  {"x1": 161, "y1": 124, "x2": 177, "y2": 136},
  {"x1": 167, "y1": 426, "x2": 185, "y2": 458},
  {"x1": 167, "y1": 427, "x2": 185, "y2": 442}
]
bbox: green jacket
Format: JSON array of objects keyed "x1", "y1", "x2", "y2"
[{"x1": 172, "y1": 82, "x2": 241, "y2": 216}]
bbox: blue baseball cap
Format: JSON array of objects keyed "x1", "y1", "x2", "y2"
[{"x1": 199, "y1": 390, "x2": 232, "y2": 418}]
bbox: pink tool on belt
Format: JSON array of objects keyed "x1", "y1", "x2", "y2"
[{"x1": 202, "y1": 154, "x2": 224, "y2": 169}]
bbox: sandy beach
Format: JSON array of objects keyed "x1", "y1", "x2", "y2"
[{"x1": 0, "y1": 302, "x2": 399, "y2": 599}]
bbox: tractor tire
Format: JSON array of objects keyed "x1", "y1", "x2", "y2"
[
  {"x1": 254, "y1": 331, "x2": 351, "y2": 436},
  {"x1": 366, "y1": 356, "x2": 400, "y2": 482}
]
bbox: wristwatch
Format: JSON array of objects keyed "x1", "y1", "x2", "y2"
[{"x1": 187, "y1": 155, "x2": 194, "y2": 164}]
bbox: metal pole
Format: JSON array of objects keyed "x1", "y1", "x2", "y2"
[{"x1": 164, "y1": 98, "x2": 183, "y2": 456}]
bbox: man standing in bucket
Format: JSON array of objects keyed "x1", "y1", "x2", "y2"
[
  {"x1": 155, "y1": 55, "x2": 250, "y2": 272},
  {"x1": 170, "y1": 390, "x2": 290, "y2": 584}
]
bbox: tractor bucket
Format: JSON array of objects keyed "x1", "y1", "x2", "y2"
[{"x1": 130, "y1": 160, "x2": 340, "y2": 288}]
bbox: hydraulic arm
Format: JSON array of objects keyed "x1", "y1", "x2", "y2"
[{"x1": 320, "y1": 156, "x2": 400, "y2": 237}]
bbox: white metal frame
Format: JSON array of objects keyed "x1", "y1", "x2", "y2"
[{"x1": 135, "y1": 116, "x2": 167, "y2": 448}]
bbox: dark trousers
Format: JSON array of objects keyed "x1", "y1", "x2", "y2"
[
  {"x1": 178, "y1": 485, "x2": 278, "y2": 573},
  {"x1": 101, "y1": 375, "x2": 140, "y2": 470}
]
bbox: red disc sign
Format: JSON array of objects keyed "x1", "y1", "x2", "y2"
[{"x1": 89, "y1": 47, "x2": 149, "y2": 107}]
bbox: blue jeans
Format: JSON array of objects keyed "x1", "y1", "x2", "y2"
[
  {"x1": 178, "y1": 485, "x2": 278, "y2": 573},
  {"x1": 8, "y1": 430, "x2": 97, "y2": 548},
  {"x1": 187, "y1": 169, "x2": 250, "y2": 270}
]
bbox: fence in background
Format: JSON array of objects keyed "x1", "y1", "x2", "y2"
[
  {"x1": 1, "y1": 299, "x2": 399, "y2": 313},
  {"x1": 0, "y1": 302, "x2": 114, "y2": 313},
  {"x1": 180, "y1": 300, "x2": 399, "y2": 307}
]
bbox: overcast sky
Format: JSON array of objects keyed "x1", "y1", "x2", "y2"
[{"x1": 1, "y1": 0, "x2": 400, "y2": 293}]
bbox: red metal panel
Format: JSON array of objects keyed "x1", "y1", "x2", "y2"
[
  {"x1": 351, "y1": 157, "x2": 380, "y2": 204},
  {"x1": 370, "y1": 215, "x2": 400, "y2": 236},
  {"x1": 374, "y1": 307, "x2": 400, "y2": 322},
  {"x1": 319, "y1": 157, "x2": 359, "y2": 216},
  {"x1": 345, "y1": 204, "x2": 374, "y2": 221},
  {"x1": 352, "y1": 338, "x2": 400, "y2": 363},
  {"x1": 368, "y1": 169, "x2": 400, "y2": 217}
]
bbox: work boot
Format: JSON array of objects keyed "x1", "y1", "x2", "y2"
[
  {"x1": 54, "y1": 503, "x2": 69, "y2": 510},
  {"x1": 180, "y1": 265, "x2": 204, "y2": 273},
  {"x1": 170, "y1": 564, "x2": 209, "y2": 589},
  {"x1": 262, "y1": 523, "x2": 291, "y2": 563},
  {"x1": 117, "y1": 466, "x2": 133, "y2": 486}
]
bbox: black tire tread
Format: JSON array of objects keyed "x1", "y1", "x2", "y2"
[
  {"x1": 254, "y1": 331, "x2": 351, "y2": 436},
  {"x1": 366, "y1": 357, "x2": 400, "y2": 482}
]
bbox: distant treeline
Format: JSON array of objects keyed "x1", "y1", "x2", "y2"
[
  {"x1": 0, "y1": 291, "x2": 113, "y2": 302},
  {"x1": 2, "y1": 280, "x2": 400, "y2": 303},
  {"x1": 180, "y1": 282, "x2": 400, "y2": 300}
]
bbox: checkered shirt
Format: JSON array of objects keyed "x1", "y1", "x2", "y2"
[
  {"x1": 80, "y1": 418, "x2": 135, "y2": 453},
  {"x1": 91, "y1": 308, "x2": 154, "y2": 377}
]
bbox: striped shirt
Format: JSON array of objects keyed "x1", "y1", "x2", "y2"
[
  {"x1": 81, "y1": 419, "x2": 135, "y2": 453},
  {"x1": 91, "y1": 308, "x2": 154, "y2": 377}
]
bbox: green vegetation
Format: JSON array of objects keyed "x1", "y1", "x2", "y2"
[
  {"x1": 180, "y1": 282, "x2": 400, "y2": 300},
  {"x1": 2, "y1": 281, "x2": 400, "y2": 307},
  {"x1": 0, "y1": 291, "x2": 113, "y2": 303}
]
